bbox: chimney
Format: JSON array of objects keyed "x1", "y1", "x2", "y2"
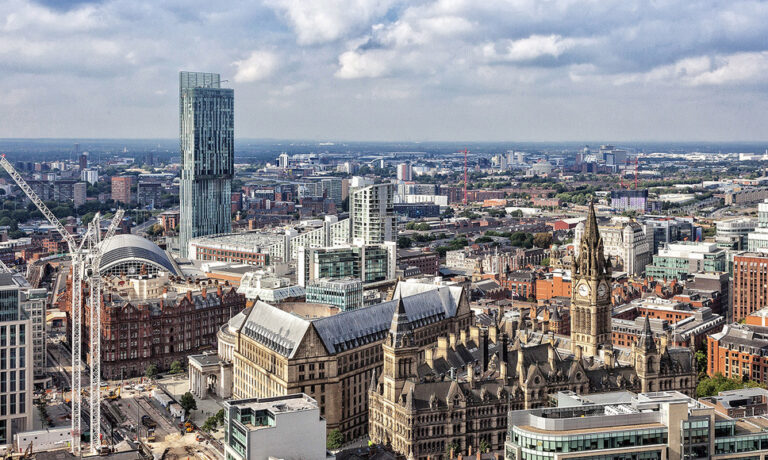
[
  {"x1": 217, "y1": 284, "x2": 223, "y2": 296},
  {"x1": 466, "y1": 364, "x2": 474, "y2": 388},
  {"x1": 575, "y1": 345, "x2": 583, "y2": 361},
  {"x1": 605, "y1": 350, "x2": 614, "y2": 368},
  {"x1": 516, "y1": 346, "x2": 525, "y2": 381},
  {"x1": 460, "y1": 329, "x2": 468, "y2": 345},
  {"x1": 499, "y1": 361, "x2": 508, "y2": 383},
  {"x1": 470, "y1": 326, "x2": 480, "y2": 344},
  {"x1": 469, "y1": 446, "x2": 473, "y2": 457},
  {"x1": 449, "y1": 333, "x2": 457, "y2": 350},
  {"x1": 425, "y1": 348, "x2": 434, "y2": 368},
  {"x1": 476, "y1": 452, "x2": 481, "y2": 460},
  {"x1": 201, "y1": 287, "x2": 207, "y2": 298},
  {"x1": 437, "y1": 337, "x2": 449, "y2": 359},
  {"x1": 489, "y1": 325, "x2": 498, "y2": 344}
]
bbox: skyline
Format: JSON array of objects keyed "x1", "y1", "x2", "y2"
[{"x1": 1, "y1": 0, "x2": 767, "y2": 142}]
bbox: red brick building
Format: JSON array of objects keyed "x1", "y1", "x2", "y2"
[
  {"x1": 732, "y1": 253, "x2": 768, "y2": 322},
  {"x1": 535, "y1": 270, "x2": 571, "y2": 301},
  {"x1": 111, "y1": 175, "x2": 133, "y2": 204},
  {"x1": 90, "y1": 285, "x2": 246, "y2": 378},
  {"x1": 397, "y1": 248, "x2": 440, "y2": 276}
]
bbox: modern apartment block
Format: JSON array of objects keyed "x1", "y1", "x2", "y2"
[
  {"x1": 731, "y1": 252, "x2": 768, "y2": 322},
  {"x1": 0, "y1": 274, "x2": 34, "y2": 449},
  {"x1": 178, "y1": 71, "x2": 234, "y2": 258},
  {"x1": 350, "y1": 183, "x2": 395, "y2": 246},
  {"x1": 110, "y1": 175, "x2": 132, "y2": 204}
]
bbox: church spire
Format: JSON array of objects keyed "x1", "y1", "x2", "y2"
[{"x1": 636, "y1": 314, "x2": 657, "y2": 353}]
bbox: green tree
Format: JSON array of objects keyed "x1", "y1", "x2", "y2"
[
  {"x1": 215, "y1": 409, "x2": 226, "y2": 426},
  {"x1": 474, "y1": 236, "x2": 493, "y2": 244},
  {"x1": 540, "y1": 257, "x2": 550, "y2": 267},
  {"x1": 397, "y1": 236, "x2": 412, "y2": 249},
  {"x1": 695, "y1": 349, "x2": 707, "y2": 376},
  {"x1": 169, "y1": 360, "x2": 184, "y2": 374},
  {"x1": 180, "y1": 392, "x2": 197, "y2": 416},
  {"x1": 533, "y1": 232, "x2": 553, "y2": 248},
  {"x1": 696, "y1": 373, "x2": 766, "y2": 398},
  {"x1": 144, "y1": 364, "x2": 158, "y2": 379},
  {"x1": 479, "y1": 439, "x2": 490, "y2": 454},
  {"x1": 445, "y1": 441, "x2": 459, "y2": 458},
  {"x1": 201, "y1": 416, "x2": 217, "y2": 432},
  {"x1": 327, "y1": 429, "x2": 344, "y2": 450}
]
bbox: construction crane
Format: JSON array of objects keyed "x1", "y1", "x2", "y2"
[
  {"x1": 463, "y1": 148, "x2": 468, "y2": 206},
  {"x1": 0, "y1": 259, "x2": 12, "y2": 274},
  {"x1": 0, "y1": 154, "x2": 123, "y2": 455}
]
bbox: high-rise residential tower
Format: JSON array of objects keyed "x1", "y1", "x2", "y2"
[
  {"x1": 178, "y1": 71, "x2": 234, "y2": 258},
  {"x1": 350, "y1": 183, "x2": 395, "y2": 246}
]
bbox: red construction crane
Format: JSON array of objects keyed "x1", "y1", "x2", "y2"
[
  {"x1": 634, "y1": 156, "x2": 639, "y2": 189},
  {"x1": 463, "y1": 149, "x2": 468, "y2": 206}
]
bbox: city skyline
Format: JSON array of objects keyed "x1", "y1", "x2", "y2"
[{"x1": 0, "y1": 0, "x2": 767, "y2": 142}]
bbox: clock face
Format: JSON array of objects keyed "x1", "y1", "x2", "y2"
[
  {"x1": 597, "y1": 283, "x2": 608, "y2": 298},
  {"x1": 578, "y1": 283, "x2": 589, "y2": 297}
]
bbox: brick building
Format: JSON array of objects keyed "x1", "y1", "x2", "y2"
[
  {"x1": 708, "y1": 308, "x2": 768, "y2": 383},
  {"x1": 111, "y1": 176, "x2": 133, "y2": 204},
  {"x1": 88, "y1": 281, "x2": 245, "y2": 379},
  {"x1": 732, "y1": 253, "x2": 768, "y2": 322},
  {"x1": 397, "y1": 248, "x2": 440, "y2": 276}
]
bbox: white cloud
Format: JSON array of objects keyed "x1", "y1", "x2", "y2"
[
  {"x1": 482, "y1": 34, "x2": 589, "y2": 62},
  {"x1": 265, "y1": 0, "x2": 398, "y2": 45},
  {"x1": 233, "y1": 51, "x2": 279, "y2": 83},
  {"x1": 615, "y1": 52, "x2": 768, "y2": 86},
  {"x1": 336, "y1": 49, "x2": 392, "y2": 79}
]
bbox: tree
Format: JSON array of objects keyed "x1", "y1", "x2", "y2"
[
  {"x1": 695, "y1": 349, "x2": 707, "y2": 376},
  {"x1": 144, "y1": 364, "x2": 158, "y2": 379},
  {"x1": 327, "y1": 429, "x2": 344, "y2": 450},
  {"x1": 169, "y1": 360, "x2": 184, "y2": 374},
  {"x1": 180, "y1": 392, "x2": 197, "y2": 416},
  {"x1": 397, "y1": 236, "x2": 412, "y2": 249},
  {"x1": 540, "y1": 257, "x2": 550, "y2": 267},
  {"x1": 445, "y1": 441, "x2": 459, "y2": 458},
  {"x1": 533, "y1": 232, "x2": 553, "y2": 249},
  {"x1": 201, "y1": 416, "x2": 217, "y2": 432},
  {"x1": 479, "y1": 439, "x2": 490, "y2": 454},
  {"x1": 215, "y1": 409, "x2": 226, "y2": 426},
  {"x1": 696, "y1": 373, "x2": 766, "y2": 398}
]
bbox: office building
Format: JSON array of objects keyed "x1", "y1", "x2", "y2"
[
  {"x1": 78, "y1": 152, "x2": 87, "y2": 171},
  {"x1": 297, "y1": 243, "x2": 396, "y2": 287},
  {"x1": 0, "y1": 274, "x2": 34, "y2": 449},
  {"x1": 574, "y1": 219, "x2": 652, "y2": 276},
  {"x1": 137, "y1": 181, "x2": 164, "y2": 207},
  {"x1": 178, "y1": 71, "x2": 235, "y2": 258},
  {"x1": 645, "y1": 242, "x2": 726, "y2": 281},
  {"x1": 397, "y1": 163, "x2": 412, "y2": 181},
  {"x1": 643, "y1": 216, "x2": 699, "y2": 253},
  {"x1": 716, "y1": 217, "x2": 755, "y2": 250},
  {"x1": 611, "y1": 189, "x2": 649, "y2": 212},
  {"x1": 223, "y1": 394, "x2": 326, "y2": 460},
  {"x1": 110, "y1": 176, "x2": 132, "y2": 204},
  {"x1": 231, "y1": 282, "x2": 473, "y2": 441},
  {"x1": 732, "y1": 252, "x2": 768, "y2": 322},
  {"x1": 505, "y1": 390, "x2": 768, "y2": 460},
  {"x1": 19, "y1": 285, "x2": 46, "y2": 380},
  {"x1": 73, "y1": 182, "x2": 87, "y2": 208},
  {"x1": 393, "y1": 203, "x2": 440, "y2": 218},
  {"x1": 350, "y1": 183, "x2": 395, "y2": 246},
  {"x1": 321, "y1": 177, "x2": 343, "y2": 207},
  {"x1": 305, "y1": 278, "x2": 363, "y2": 311}
]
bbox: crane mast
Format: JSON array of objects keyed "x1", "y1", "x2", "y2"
[{"x1": 0, "y1": 154, "x2": 123, "y2": 455}]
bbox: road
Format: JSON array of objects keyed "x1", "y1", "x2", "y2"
[{"x1": 131, "y1": 217, "x2": 158, "y2": 235}]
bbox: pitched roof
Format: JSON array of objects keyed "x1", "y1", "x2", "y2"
[{"x1": 241, "y1": 285, "x2": 464, "y2": 358}]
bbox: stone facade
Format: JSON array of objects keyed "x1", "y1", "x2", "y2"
[{"x1": 368, "y1": 203, "x2": 697, "y2": 460}]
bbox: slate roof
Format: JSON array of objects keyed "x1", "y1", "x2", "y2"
[{"x1": 241, "y1": 285, "x2": 463, "y2": 358}]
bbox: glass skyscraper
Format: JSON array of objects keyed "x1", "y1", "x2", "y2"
[{"x1": 178, "y1": 71, "x2": 234, "y2": 258}]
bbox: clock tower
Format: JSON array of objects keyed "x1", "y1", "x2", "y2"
[{"x1": 571, "y1": 201, "x2": 612, "y2": 357}]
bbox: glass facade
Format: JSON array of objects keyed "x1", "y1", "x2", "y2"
[
  {"x1": 178, "y1": 71, "x2": 234, "y2": 258},
  {"x1": 510, "y1": 426, "x2": 667, "y2": 459}
]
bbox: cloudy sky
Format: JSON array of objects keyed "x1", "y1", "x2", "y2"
[{"x1": 1, "y1": 0, "x2": 767, "y2": 141}]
